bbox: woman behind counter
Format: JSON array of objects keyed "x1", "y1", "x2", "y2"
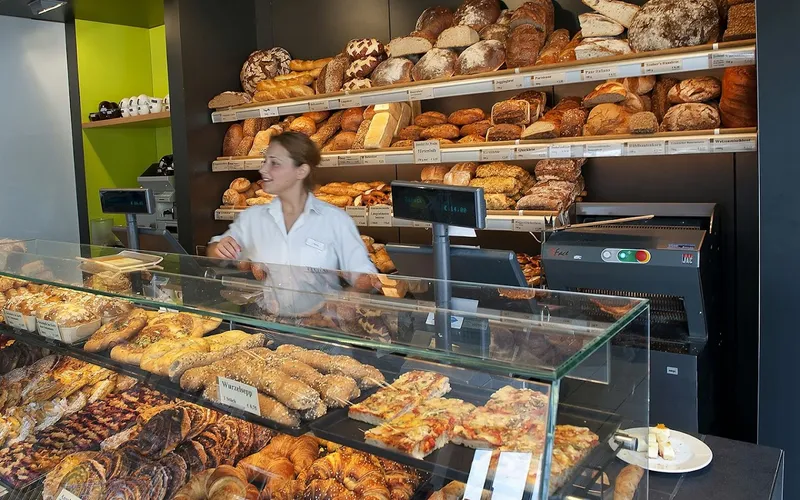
[{"x1": 208, "y1": 132, "x2": 376, "y2": 313}]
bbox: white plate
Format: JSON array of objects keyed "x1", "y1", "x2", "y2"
[{"x1": 608, "y1": 427, "x2": 713, "y2": 473}]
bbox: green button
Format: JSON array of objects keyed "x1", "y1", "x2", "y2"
[{"x1": 617, "y1": 250, "x2": 636, "y2": 262}]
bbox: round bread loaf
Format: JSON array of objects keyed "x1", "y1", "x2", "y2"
[
  {"x1": 345, "y1": 38, "x2": 385, "y2": 59},
  {"x1": 222, "y1": 189, "x2": 241, "y2": 206},
  {"x1": 456, "y1": 39, "x2": 506, "y2": 75},
  {"x1": 391, "y1": 139, "x2": 415, "y2": 148},
  {"x1": 345, "y1": 56, "x2": 382, "y2": 79},
  {"x1": 371, "y1": 57, "x2": 413, "y2": 87},
  {"x1": 454, "y1": 0, "x2": 501, "y2": 31},
  {"x1": 667, "y1": 76, "x2": 722, "y2": 103},
  {"x1": 289, "y1": 116, "x2": 317, "y2": 136},
  {"x1": 240, "y1": 48, "x2": 291, "y2": 95},
  {"x1": 460, "y1": 119, "x2": 492, "y2": 137},
  {"x1": 343, "y1": 78, "x2": 372, "y2": 91},
  {"x1": 458, "y1": 134, "x2": 486, "y2": 143},
  {"x1": 397, "y1": 125, "x2": 425, "y2": 141},
  {"x1": 341, "y1": 108, "x2": 365, "y2": 132},
  {"x1": 222, "y1": 124, "x2": 244, "y2": 157},
  {"x1": 230, "y1": 178, "x2": 251, "y2": 193},
  {"x1": 416, "y1": 6, "x2": 455, "y2": 36},
  {"x1": 660, "y1": 103, "x2": 721, "y2": 131},
  {"x1": 486, "y1": 123, "x2": 522, "y2": 141},
  {"x1": 415, "y1": 111, "x2": 448, "y2": 128},
  {"x1": 421, "y1": 124, "x2": 460, "y2": 140},
  {"x1": 330, "y1": 131, "x2": 358, "y2": 150},
  {"x1": 448, "y1": 108, "x2": 486, "y2": 126},
  {"x1": 628, "y1": 0, "x2": 721, "y2": 52},
  {"x1": 411, "y1": 48, "x2": 457, "y2": 81}
]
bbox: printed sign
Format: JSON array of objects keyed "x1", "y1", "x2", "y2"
[{"x1": 217, "y1": 377, "x2": 260, "y2": 416}]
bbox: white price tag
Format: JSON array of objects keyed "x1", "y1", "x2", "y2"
[
  {"x1": 57, "y1": 489, "x2": 82, "y2": 500},
  {"x1": 413, "y1": 140, "x2": 442, "y2": 164},
  {"x1": 515, "y1": 145, "x2": 549, "y2": 160},
  {"x1": 3, "y1": 310, "x2": 26, "y2": 330},
  {"x1": 368, "y1": 206, "x2": 393, "y2": 227},
  {"x1": 585, "y1": 143, "x2": 623, "y2": 157},
  {"x1": 212, "y1": 161, "x2": 229, "y2": 172},
  {"x1": 259, "y1": 107, "x2": 279, "y2": 118},
  {"x1": 465, "y1": 449, "x2": 493, "y2": 500},
  {"x1": 37, "y1": 319, "x2": 62, "y2": 341},
  {"x1": 548, "y1": 144, "x2": 573, "y2": 158},
  {"x1": 533, "y1": 72, "x2": 567, "y2": 86},
  {"x1": 711, "y1": 51, "x2": 756, "y2": 68},
  {"x1": 626, "y1": 140, "x2": 666, "y2": 156},
  {"x1": 493, "y1": 76, "x2": 525, "y2": 92},
  {"x1": 513, "y1": 218, "x2": 546, "y2": 232},
  {"x1": 491, "y1": 452, "x2": 534, "y2": 500},
  {"x1": 345, "y1": 206, "x2": 368, "y2": 226},
  {"x1": 309, "y1": 100, "x2": 331, "y2": 112},
  {"x1": 319, "y1": 156, "x2": 338, "y2": 167},
  {"x1": 244, "y1": 159, "x2": 263, "y2": 170},
  {"x1": 339, "y1": 95, "x2": 363, "y2": 108},
  {"x1": 339, "y1": 155, "x2": 364, "y2": 166},
  {"x1": 365, "y1": 154, "x2": 387, "y2": 165},
  {"x1": 582, "y1": 66, "x2": 618, "y2": 81},
  {"x1": 480, "y1": 147, "x2": 515, "y2": 161},
  {"x1": 712, "y1": 137, "x2": 757, "y2": 153},
  {"x1": 413, "y1": 221, "x2": 432, "y2": 229},
  {"x1": 643, "y1": 59, "x2": 683, "y2": 74},
  {"x1": 218, "y1": 109, "x2": 237, "y2": 122},
  {"x1": 667, "y1": 139, "x2": 711, "y2": 155},
  {"x1": 215, "y1": 210, "x2": 235, "y2": 221},
  {"x1": 217, "y1": 377, "x2": 260, "y2": 416},
  {"x1": 236, "y1": 109, "x2": 262, "y2": 120},
  {"x1": 408, "y1": 87, "x2": 435, "y2": 101}
]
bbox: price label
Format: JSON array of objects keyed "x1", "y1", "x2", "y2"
[
  {"x1": 465, "y1": 449, "x2": 493, "y2": 500},
  {"x1": 585, "y1": 143, "x2": 623, "y2": 157},
  {"x1": 218, "y1": 109, "x2": 237, "y2": 122},
  {"x1": 236, "y1": 109, "x2": 261, "y2": 120},
  {"x1": 493, "y1": 76, "x2": 525, "y2": 92},
  {"x1": 548, "y1": 144, "x2": 573, "y2": 158},
  {"x1": 365, "y1": 154, "x2": 387, "y2": 165},
  {"x1": 626, "y1": 140, "x2": 666, "y2": 156},
  {"x1": 319, "y1": 156, "x2": 338, "y2": 167},
  {"x1": 667, "y1": 139, "x2": 711, "y2": 155},
  {"x1": 533, "y1": 72, "x2": 567, "y2": 87},
  {"x1": 345, "y1": 206, "x2": 368, "y2": 226},
  {"x1": 583, "y1": 66, "x2": 618, "y2": 81},
  {"x1": 309, "y1": 100, "x2": 331, "y2": 112},
  {"x1": 712, "y1": 137, "x2": 757, "y2": 153},
  {"x1": 408, "y1": 87, "x2": 435, "y2": 101},
  {"x1": 513, "y1": 218, "x2": 546, "y2": 232},
  {"x1": 711, "y1": 51, "x2": 756, "y2": 68},
  {"x1": 57, "y1": 489, "x2": 82, "y2": 500},
  {"x1": 215, "y1": 210, "x2": 235, "y2": 221},
  {"x1": 413, "y1": 221, "x2": 432, "y2": 229},
  {"x1": 259, "y1": 107, "x2": 279, "y2": 118},
  {"x1": 368, "y1": 205, "x2": 393, "y2": 227},
  {"x1": 339, "y1": 95, "x2": 363, "y2": 108},
  {"x1": 244, "y1": 159, "x2": 263, "y2": 170},
  {"x1": 37, "y1": 319, "x2": 62, "y2": 341},
  {"x1": 644, "y1": 59, "x2": 683, "y2": 74},
  {"x1": 491, "y1": 452, "x2": 534, "y2": 500},
  {"x1": 339, "y1": 155, "x2": 364, "y2": 166},
  {"x1": 212, "y1": 161, "x2": 229, "y2": 172},
  {"x1": 515, "y1": 145, "x2": 549, "y2": 160},
  {"x1": 413, "y1": 140, "x2": 442, "y2": 164},
  {"x1": 217, "y1": 377, "x2": 260, "y2": 416},
  {"x1": 4, "y1": 310, "x2": 27, "y2": 330},
  {"x1": 480, "y1": 147, "x2": 515, "y2": 162}
]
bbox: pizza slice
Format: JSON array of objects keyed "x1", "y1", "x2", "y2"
[
  {"x1": 484, "y1": 386, "x2": 550, "y2": 420},
  {"x1": 348, "y1": 389, "x2": 421, "y2": 425},
  {"x1": 452, "y1": 405, "x2": 540, "y2": 448},
  {"x1": 391, "y1": 370, "x2": 451, "y2": 398}
]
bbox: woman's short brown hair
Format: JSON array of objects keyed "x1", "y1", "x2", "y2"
[{"x1": 268, "y1": 131, "x2": 321, "y2": 191}]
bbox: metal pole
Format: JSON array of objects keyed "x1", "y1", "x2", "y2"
[
  {"x1": 432, "y1": 222, "x2": 452, "y2": 349},
  {"x1": 126, "y1": 214, "x2": 140, "y2": 250}
]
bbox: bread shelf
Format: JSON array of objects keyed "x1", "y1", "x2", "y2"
[
  {"x1": 81, "y1": 111, "x2": 171, "y2": 129},
  {"x1": 212, "y1": 129, "x2": 757, "y2": 171},
  {"x1": 211, "y1": 40, "x2": 755, "y2": 124}
]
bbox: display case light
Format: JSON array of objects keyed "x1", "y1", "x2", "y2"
[{"x1": 28, "y1": 0, "x2": 67, "y2": 15}]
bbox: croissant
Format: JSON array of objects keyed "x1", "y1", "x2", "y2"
[
  {"x1": 268, "y1": 479, "x2": 305, "y2": 500},
  {"x1": 307, "y1": 452, "x2": 345, "y2": 482},
  {"x1": 289, "y1": 435, "x2": 322, "y2": 470},
  {"x1": 303, "y1": 479, "x2": 357, "y2": 500},
  {"x1": 206, "y1": 465, "x2": 249, "y2": 500},
  {"x1": 354, "y1": 478, "x2": 391, "y2": 500},
  {"x1": 174, "y1": 469, "x2": 213, "y2": 500},
  {"x1": 238, "y1": 453, "x2": 294, "y2": 485}
]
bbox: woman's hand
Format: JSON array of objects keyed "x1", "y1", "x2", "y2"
[{"x1": 211, "y1": 236, "x2": 242, "y2": 260}]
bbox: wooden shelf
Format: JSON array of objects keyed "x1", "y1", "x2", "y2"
[{"x1": 82, "y1": 111, "x2": 171, "y2": 129}]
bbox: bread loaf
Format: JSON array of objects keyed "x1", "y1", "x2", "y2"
[
  {"x1": 614, "y1": 465, "x2": 644, "y2": 500},
  {"x1": 456, "y1": 40, "x2": 506, "y2": 75},
  {"x1": 506, "y1": 24, "x2": 546, "y2": 68},
  {"x1": 513, "y1": 90, "x2": 547, "y2": 118},
  {"x1": 364, "y1": 112, "x2": 398, "y2": 149},
  {"x1": 479, "y1": 24, "x2": 510, "y2": 44},
  {"x1": 248, "y1": 129, "x2": 277, "y2": 156},
  {"x1": 240, "y1": 48, "x2": 291, "y2": 95},
  {"x1": 415, "y1": 111, "x2": 448, "y2": 128},
  {"x1": 660, "y1": 103, "x2": 720, "y2": 131},
  {"x1": 421, "y1": 124, "x2": 460, "y2": 140},
  {"x1": 535, "y1": 29, "x2": 570, "y2": 65},
  {"x1": 575, "y1": 37, "x2": 632, "y2": 59},
  {"x1": 629, "y1": 111, "x2": 659, "y2": 134},
  {"x1": 304, "y1": 111, "x2": 330, "y2": 124},
  {"x1": 461, "y1": 119, "x2": 492, "y2": 137},
  {"x1": 451, "y1": 162, "x2": 478, "y2": 174},
  {"x1": 436, "y1": 26, "x2": 480, "y2": 49},
  {"x1": 341, "y1": 108, "x2": 365, "y2": 132},
  {"x1": 421, "y1": 165, "x2": 449, "y2": 182},
  {"x1": 529, "y1": 0, "x2": 556, "y2": 34},
  {"x1": 628, "y1": 0, "x2": 720, "y2": 52},
  {"x1": 616, "y1": 76, "x2": 656, "y2": 95},
  {"x1": 329, "y1": 131, "x2": 357, "y2": 151},
  {"x1": 620, "y1": 92, "x2": 647, "y2": 113},
  {"x1": 391, "y1": 139, "x2": 415, "y2": 148},
  {"x1": 583, "y1": 82, "x2": 627, "y2": 107},
  {"x1": 371, "y1": 58, "x2": 413, "y2": 87},
  {"x1": 584, "y1": 103, "x2": 630, "y2": 136},
  {"x1": 652, "y1": 76, "x2": 680, "y2": 122},
  {"x1": 444, "y1": 170, "x2": 473, "y2": 186},
  {"x1": 581, "y1": 0, "x2": 640, "y2": 28},
  {"x1": 208, "y1": 91, "x2": 251, "y2": 109},
  {"x1": 388, "y1": 36, "x2": 433, "y2": 57},
  {"x1": 345, "y1": 38, "x2": 385, "y2": 59},
  {"x1": 410, "y1": 30, "x2": 438, "y2": 45},
  {"x1": 315, "y1": 54, "x2": 349, "y2": 94},
  {"x1": 234, "y1": 136, "x2": 255, "y2": 157},
  {"x1": 449, "y1": 108, "x2": 486, "y2": 126},
  {"x1": 509, "y1": 2, "x2": 548, "y2": 32},
  {"x1": 491, "y1": 100, "x2": 531, "y2": 125},
  {"x1": 223, "y1": 124, "x2": 244, "y2": 157},
  {"x1": 289, "y1": 58, "x2": 332, "y2": 71},
  {"x1": 253, "y1": 84, "x2": 314, "y2": 102},
  {"x1": 521, "y1": 97, "x2": 582, "y2": 139},
  {"x1": 393, "y1": 103, "x2": 412, "y2": 137},
  {"x1": 351, "y1": 118, "x2": 372, "y2": 150},
  {"x1": 454, "y1": 0, "x2": 501, "y2": 31},
  {"x1": 486, "y1": 123, "x2": 522, "y2": 141},
  {"x1": 416, "y1": 7, "x2": 455, "y2": 36},
  {"x1": 373, "y1": 103, "x2": 404, "y2": 121},
  {"x1": 412, "y1": 48, "x2": 457, "y2": 81},
  {"x1": 345, "y1": 57, "x2": 382, "y2": 80},
  {"x1": 723, "y1": 3, "x2": 755, "y2": 41},
  {"x1": 560, "y1": 108, "x2": 588, "y2": 137},
  {"x1": 343, "y1": 78, "x2": 372, "y2": 91},
  {"x1": 309, "y1": 110, "x2": 344, "y2": 146},
  {"x1": 289, "y1": 116, "x2": 317, "y2": 136},
  {"x1": 579, "y1": 13, "x2": 624, "y2": 36},
  {"x1": 557, "y1": 31, "x2": 584, "y2": 62},
  {"x1": 719, "y1": 65, "x2": 757, "y2": 128},
  {"x1": 398, "y1": 125, "x2": 425, "y2": 141},
  {"x1": 669, "y1": 76, "x2": 722, "y2": 104}
]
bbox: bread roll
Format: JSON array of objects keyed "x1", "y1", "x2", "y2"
[
  {"x1": 421, "y1": 124, "x2": 460, "y2": 140},
  {"x1": 448, "y1": 108, "x2": 486, "y2": 126},
  {"x1": 458, "y1": 134, "x2": 486, "y2": 143},
  {"x1": 416, "y1": 6, "x2": 455, "y2": 36},
  {"x1": 584, "y1": 103, "x2": 631, "y2": 136},
  {"x1": 223, "y1": 124, "x2": 244, "y2": 157},
  {"x1": 719, "y1": 65, "x2": 757, "y2": 128},
  {"x1": 454, "y1": 0, "x2": 501, "y2": 31},
  {"x1": 415, "y1": 111, "x2": 448, "y2": 128},
  {"x1": 234, "y1": 136, "x2": 255, "y2": 157},
  {"x1": 230, "y1": 178, "x2": 251, "y2": 193},
  {"x1": 304, "y1": 111, "x2": 331, "y2": 124},
  {"x1": 371, "y1": 58, "x2": 413, "y2": 87},
  {"x1": 506, "y1": 24, "x2": 546, "y2": 68},
  {"x1": 461, "y1": 119, "x2": 492, "y2": 137},
  {"x1": 628, "y1": 0, "x2": 719, "y2": 52},
  {"x1": 614, "y1": 464, "x2": 644, "y2": 500},
  {"x1": 668, "y1": 76, "x2": 722, "y2": 104},
  {"x1": 455, "y1": 40, "x2": 506, "y2": 75},
  {"x1": 436, "y1": 26, "x2": 480, "y2": 49},
  {"x1": 341, "y1": 107, "x2": 366, "y2": 132},
  {"x1": 222, "y1": 189, "x2": 241, "y2": 206},
  {"x1": 391, "y1": 139, "x2": 414, "y2": 148},
  {"x1": 412, "y1": 48, "x2": 457, "y2": 81},
  {"x1": 660, "y1": 103, "x2": 720, "y2": 131},
  {"x1": 289, "y1": 116, "x2": 317, "y2": 136}
]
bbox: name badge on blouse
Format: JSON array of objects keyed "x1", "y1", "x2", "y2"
[{"x1": 305, "y1": 238, "x2": 325, "y2": 251}]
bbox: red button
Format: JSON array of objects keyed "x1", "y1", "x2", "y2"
[{"x1": 635, "y1": 250, "x2": 650, "y2": 263}]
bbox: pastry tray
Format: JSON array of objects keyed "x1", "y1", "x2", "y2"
[{"x1": 78, "y1": 250, "x2": 164, "y2": 274}]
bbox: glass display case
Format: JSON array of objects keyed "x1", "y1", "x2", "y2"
[{"x1": 0, "y1": 240, "x2": 649, "y2": 499}]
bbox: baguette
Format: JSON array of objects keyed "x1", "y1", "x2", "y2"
[
  {"x1": 289, "y1": 58, "x2": 333, "y2": 71},
  {"x1": 253, "y1": 85, "x2": 314, "y2": 102},
  {"x1": 256, "y1": 75, "x2": 315, "y2": 90},
  {"x1": 613, "y1": 464, "x2": 644, "y2": 500}
]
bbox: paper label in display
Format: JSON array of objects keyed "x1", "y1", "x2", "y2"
[
  {"x1": 37, "y1": 320, "x2": 62, "y2": 341},
  {"x1": 413, "y1": 140, "x2": 442, "y2": 164},
  {"x1": 582, "y1": 66, "x2": 618, "y2": 81},
  {"x1": 218, "y1": 109, "x2": 237, "y2": 122},
  {"x1": 626, "y1": 141, "x2": 666, "y2": 156},
  {"x1": 309, "y1": 100, "x2": 332, "y2": 112},
  {"x1": 217, "y1": 377, "x2": 260, "y2": 416},
  {"x1": 368, "y1": 206, "x2": 393, "y2": 227},
  {"x1": 319, "y1": 156, "x2": 338, "y2": 168},
  {"x1": 513, "y1": 218, "x2": 546, "y2": 232},
  {"x1": 413, "y1": 221, "x2": 432, "y2": 229},
  {"x1": 3, "y1": 310, "x2": 26, "y2": 330},
  {"x1": 548, "y1": 144, "x2": 573, "y2": 158},
  {"x1": 712, "y1": 137, "x2": 757, "y2": 153},
  {"x1": 408, "y1": 87, "x2": 435, "y2": 101},
  {"x1": 493, "y1": 76, "x2": 525, "y2": 92},
  {"x1": 236, "y1": 109, "x2": 262, "y2": 120},
  {"x1": 339, "y1": 95, "x2": 362, "y2": 108},
  {"x1": 515, "y1": 145, "x2": 549, "y2": 160},
  {"x1": 215, "y1": 210, "x2": 235, "y2": 221},
  {"x1": 465, "y1": 449, "x2": 493, "y2": 500},
  {"x1": 339, "y1": 155, "x2": 364, "y2": 166},
  {"x1": 667, "y1": 139, "x2": 711, "y2": 155},
  {"x1": 259, "y1": 107, "x2": 279, "y2": 118},
  {"x1": 491, "y1": 452, "x2": 534, "y2": 500},
  {"x1": 480, "y1": 147, "x2": 515, "y2": 162},
  {"x1": 643, "y1": 59, "x2": 683, "y2": 74},
  {"x1": 345, "y1": 206, "x2": 368, "y2": 226},
  {"x1": 533, "y1": 72, "x2": 566, "y2": 87},
  {"x1": 365, "y1": 154, "x2": 387, "y2": 165},
  {"x1": 425, "y1": 313, "x2": 465, "y2": 330},
  {"x1": 585, "y1": 143, "x2": 623, "y2": 157},
  {"x1": 212, "y1": 161, "x2": 230, "y2": 172},
  {"x1": 57, "y1": 489, "x2": 82, "y2": 500},
  {"x1": 711, "y1": 51, "x2": 755, "y2": 68}
]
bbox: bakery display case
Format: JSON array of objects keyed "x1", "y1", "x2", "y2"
[{"x1": 0, "y1": 240, "x2": 649, "y2": 499}]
